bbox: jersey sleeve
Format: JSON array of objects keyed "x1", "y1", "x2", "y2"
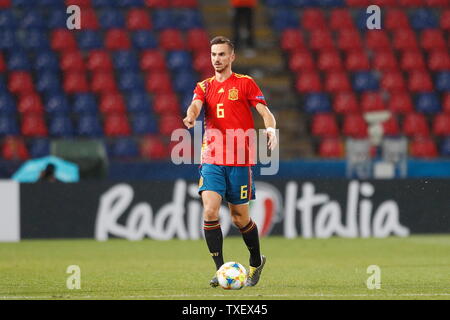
[
  {"x1": 246, "y1": 78, "x2": 267, "y2": 107},
  {"x1": 192, "y1": 81, "x2": 206, "y2": 104}
]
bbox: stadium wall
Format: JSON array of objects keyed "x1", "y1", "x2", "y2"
[{"x1": 1, "y1": 179, "x2": 449, "y2": 241}]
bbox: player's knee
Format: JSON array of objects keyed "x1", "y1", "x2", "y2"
[
  {"x1": 203, "y1": 207, "x2": 220, "y2": 221},
  {"x1": 231, "y1": 213, "x2": 248, "y2": 229}
]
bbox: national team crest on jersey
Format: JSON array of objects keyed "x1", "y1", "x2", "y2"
[{"x1": 228, "y1": 88, "x2": 239, "y2": 100}]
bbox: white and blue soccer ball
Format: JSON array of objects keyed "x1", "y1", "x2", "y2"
[{"x1": 216, "y1": 262, "x2": 247, "y2": 290}]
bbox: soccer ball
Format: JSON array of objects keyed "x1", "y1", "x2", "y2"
[{"x1": 216, "y1": 262, "x2": 247, "y2": 290}]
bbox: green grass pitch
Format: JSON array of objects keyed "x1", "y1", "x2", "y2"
[{"x1": 0, "y1": 235, "x2": 449, "y2": 300}]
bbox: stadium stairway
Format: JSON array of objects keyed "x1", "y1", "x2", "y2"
[{"x1": 198, "y1": 0, "x2": 314, "y2": 158}]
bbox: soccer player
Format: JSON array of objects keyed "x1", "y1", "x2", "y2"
[{"x1": 183, "y1": 36, "x2": 277, "y2": 287}]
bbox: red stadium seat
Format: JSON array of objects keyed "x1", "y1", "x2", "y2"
[
  {"x1": 333, "y1": 91, "x2": 359, "y2": 114},
  {"x1": 318, "y1": 50, "x2": 343, "y2": 72},
  {"x1": 311, "y1": 113, "x2": 339, "y2": 138},
  {"x1": 289, "y1": 50, "x2": 315, "y2": 72},
  {"x1": 345, "y1": 50, "x2": 370, "y2": 71},
  {"x1": 410, "y1": 138, "x2": 437, "y2": 158},
  {"x1": 393, "y1": 29, "x2": 418, "y2": 51},
  {"x1": 346, "y1": 0, "x2": 370, "y2": 5},
  {"x1": 80, "y1": 8, "x2": 99, "y2": 30},
  {"x1": 426, "y1": 0, "x2": 450, "y2": 6},
  {"x1": 8, "y1": 71, "x2": 35, "y2": 95},
  {"x1": 420, "y1": 29, "x2": 446, "y2": 51},
  {"x1": 302, "y1": 9, "x2": 327, "y2": 30},
  {"x1": 309, "y1": 30, "x2": 334, "y2": 51},
  {"x1": 17, "y1": 93, "x2": 45, "y2": 114},
  {"x1": 400, "y1": 50, "x2": 426, "y2": 71},
  {"x1": 408, "y1": 70, "x2": 434, "y2": 92},
  {"x1": 337, "y1": 29, "x2": 363, "y2": 51},
  {"x1": 140, "y1": 50, "x2": 167, "y2": 72},
  {"x1": 91, "y1": 71, "x2": 117, "y2": 94},
  {"x1": 0, "y1": 52, "x2": 5, "y2": 72},
  {"x1": 105, "y1": 29, "x2": 131, "y2": 50},
  {"x1": 145, "y1": 72, "x2": 173, "y2": 94},
  {"x1": 0, "y1": 0, "x2": 11, "y2": 8},
  {"x1": 186, "y1": 28, "x2": 210, "y2": 52},
  {"x1": 296, "y1": 71, "x2": 322, "y2": 92},
  {"x1": 384, "y1": 9, "x2": 410, "y2": 30},
  {"x1": 280, "y1": 29, "x2": 305, "y2": 52},
  {"x1": 361, "y1": 92, "x2": 386, "y2": 112},
  {"x1": 366, "y1": 30, "x2": 391, "y2": 50},
  {"x1": 387, "y1": 91, "x2": 414, "y2": 114},
  {"x1": 63, "y1": 72, "x2": 90, "y2": 93},
  {"x1": 127, "y1": 8, "x2": 152, "y2": 30},
  {"x1": 382, "y1": 115, "x2": 400, "y2": 136},
  {"x1": 329, "y1": 9, "x2": 355, "y2": 30},
  {"x1": 65, "y1": 0, "x2": 91, "y2": 7},
  {"x1": 159, "y1": 29, "x2": 185, "y2": 50},
  {"x1": 318, "y1": 138, "x2": 344, "y2": 158},
  {"x1": 104, "y1": 114, "x2": 131, "y2": 137},
  {"x1": 153, "y1": 93, "x2": 180, "y2": 115},
  {"x1": 342, "y1": 113, "x2": 368, "y2": 138},
  {"x1": 372, "y1": 0, "x2": 397, "y2": 6},
  {"x1": 440, "y1": 10, "x2": 450, "y2": 30},
  {"x1": 51, "y1": 29, "x2": 78, "y2": 52},
  {"x1": 398, "y1": 0, "x2": 423, "y2": 7},
  {"x1": 1, "y1": 137, "x2": 29, "y2": 160},
  {"x1": 403, "y1": 112, "x2": 430, "y2": 137},
  {"x1": 381, "y1": 71, "x2": 406, "y2": 91},
  {"x1": 99, "y1": 92, "x2": 126, "y2": 114},
  {"x1": 172, "y1": 0, "x2": 198, "y2": 7},
  {"x1": 325, "y1": 71, "x2": 351, "y2": 93},
  {"x1": 193, "y1": 51, "x2": 214, "y2": 75},
  {"x1": 444, "y1": 93, "x2": 450, "y2": 113},
  {"x1": 20, "y1": 114, "x2": 48, "y2": 137},
  {"x1": 159, "y1": 114, "x2": 183, "y2": 136},
  {"x1": 60, "y1": 50, "x2": 86, "y2": 71},
  {"x1": 87, "y1": 50, "x2": 113, "y2": 72},
  {"x1": 145, "y1": 0, "x2": 170, "y2": 7},
  {"x1": 140, "y1": 135, "x2": 168, "y2": 159},
  {"x1": 428, "y1": 50, "x2": 450, "y2": 71},
  {"x1": 373, "y1": 50, "x2": 398, "y2": 71},
  {"x1": 432, "y1": 113, "x2": 450, "y2": 136}
]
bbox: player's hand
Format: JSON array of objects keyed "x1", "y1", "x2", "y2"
[
  {"x1": 183, "y1": 115, "x2": 195, "y2": 129},
  {"x1": 265, "y1": 128, "x2": 277, "y2": 151}
]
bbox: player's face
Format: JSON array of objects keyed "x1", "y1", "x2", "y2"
[{"x1": 211, "y1": 44, "x2": 235, "y2": 73}]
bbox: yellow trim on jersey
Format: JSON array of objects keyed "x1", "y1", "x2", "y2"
[
  {"x1": 197, "y1": 76, "x2": 215, "y2": 93},
  {"x1": 234, "y1": 73, "x2": 253, "y2": 79}
]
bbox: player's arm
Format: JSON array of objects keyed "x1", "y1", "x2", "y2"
[
  {"x1": 183, "y1": 99, "x2": 203, "y2": 129},
  {"x1": 255, "y1": 103, "x2": 277, "y2": 151}
]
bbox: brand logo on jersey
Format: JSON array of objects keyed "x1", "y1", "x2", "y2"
[
  {"x1": 228, "y1": 88, "x2": 238, "y2": 100},
  {"x1": 218, "y1": 88, "x2": 224, "y2": 94}
]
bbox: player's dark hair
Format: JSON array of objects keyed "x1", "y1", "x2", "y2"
[{"x1": 210, "y1": 36, "x2": 234, "y2": 52}]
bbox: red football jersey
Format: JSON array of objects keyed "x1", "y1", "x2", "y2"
[{"x1": 193, "y1": 73, "x2": 267, "y2": 166}]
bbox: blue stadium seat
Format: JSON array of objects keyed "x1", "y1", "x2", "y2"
[
  {"x1": 36, "y1": 72, "x2": 62, "y2": 93},
  {"x1": 290, "y1": 0, "x2": 315, "y2": 7},
  {"x1": 132, "y1": 31, "x2": 158, "y2": 49},
  {"x1": 152, "y1": 10, "x2": 176, "y2": 31},
  {"x1": 271, "y1": 9, "x2": 299, "y2": 31},
  {"x1": 436, "y1": 72, "x2": 450, "y2": 92},
  {"x1": 318, "y1": 0, "x2": 345, "y2": 7},
  {"x1": 0, "y1": 29, "x2": 18, "y2": 50},
  {"x1": 410, "y1": 9, "x2": 438, "y2": 30},
  {"x1": 21, "y1": 30, "x2": 50, "y2": 50},
  {"x1": 99, "y1": 9, "x2": 125, "y2": 29},
  {"x1": 167, "y1": 51, "x2": 192, "y2": 71},
  {"x1": 355, "y1": 10, "x2": 370, "y2": 30},
  {"x1": 173, "y1": 72, "x2": 197, "y2": 93},
  {"x1": 131, "y1": 113, "x2": 158, "y2": 135},
  {"x1": 47, "y1": 9, "x2": 68, "y2": 29},
  {"x1": 92, "y1": 0, "x2": 117, "y2": 6},
  {"x1": 180, "y1": 92, "x2": 193, "y2": 113},
  {"x1": 175, "y1": 10, "x2": 203, "y2": 30},
  {"x1": 21, "y1": 11, "x2": 45, "y2": 29},
  {"x1": 0, "y1": 10, "x2": 18, "y2": 29},
  {"x1": 0, "y1": 116, "x2": 19, "y2": 136},
  {"x1": 77, "y1": 115, "x2": 103, "y2": 137},
  {"x1": 34, "y1": 51, "x2": 60, "y2": 72},
  {"x1": 77, "y1": 31, "x2": 103, "y2": 50},
  {"x1": 113, "y1": 51, "x2": 139, "y2": 70},
  {"x1": 73, "y1": 94, "x2": 99, "y2": 114},
  {"x1": 7, "y1": 51, "x2": 31, "y2": 71},
  {"x1": 265, "y1": 0, "x2": 292, "y2": 7},
  {"x1": 0, "y1": 76, "x2": 7, "y2": 93},
  {"x1": 304, "y1": 93, "x2": 332, "y2": 113},
  {"x1": 111, "y1": 138, "x2": 139, "y2": 158},
  {"x1": 29, "y1": 138, "x2": 50, "y2": 158},
  {"x1": 12, "y1": 0, "x2": 36, "y2": 7},
  {"x1": 441, "y1": 138, "x2": 450, "y2": 157},
  {"x1": 127, "y1": 91, "x2": 152, "y2": 113},
  {"x1": 117, "y1": 0, "x2": 145, "y2": 7},
  {"x1": 352, "y1": 72, "x2": 379, "y2": 92},
  {"x1": 45, "y1": 93, "x2": 71, "y2": 114},
  {"x1": 38, "y1": 0, "x2": 65, "y2": 7},
  {"x1": 49, "y1": 115, "x2": 74, "y2": 137},
  {"x1": 0, "y1": 93, "x2": 17, "y2": 114},
  {"x1": 415, "y1": 93, "x2": 441, "y2": 114},
  {"x1": 118, "y1": 71, "x2": 145, "y2": 91}
]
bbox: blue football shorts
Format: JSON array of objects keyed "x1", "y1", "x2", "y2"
[{"x1": 198, "y1": 163, "x2": 256, "y2": 205}]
